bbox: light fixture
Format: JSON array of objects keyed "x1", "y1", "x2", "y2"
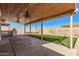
[{"x1": 74, "y1": 8, "x2": 78, "y2": 13}]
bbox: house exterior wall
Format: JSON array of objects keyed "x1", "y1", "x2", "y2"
[{"x1": 1, "y1": 26, "x2": 24, "y2": 35}]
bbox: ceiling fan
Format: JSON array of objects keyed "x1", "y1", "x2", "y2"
[{"x1": 16, "y1": 11, "x2": 30, "y2": 22}]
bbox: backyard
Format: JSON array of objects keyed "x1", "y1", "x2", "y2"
[{"x1": 31, "y1": 35, "x2": 77, "y2": 48}]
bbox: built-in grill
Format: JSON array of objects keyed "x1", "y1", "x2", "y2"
[{"x1": 1, "y1": 31, "x2": 13, "y2": 36}]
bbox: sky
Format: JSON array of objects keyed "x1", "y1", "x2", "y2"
[{"x1": 6, "y1": 3, "x2": 79, "y2": 28}]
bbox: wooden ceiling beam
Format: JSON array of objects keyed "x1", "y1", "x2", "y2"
[{"x1": 0, "y1": 3, "x2": 76, "y2": 24}]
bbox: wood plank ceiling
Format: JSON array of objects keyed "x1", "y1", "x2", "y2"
[{"x1": 0, "y1": 3, "x2": 76, "y2": 24}]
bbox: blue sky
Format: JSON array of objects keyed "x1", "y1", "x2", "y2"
[{"x1": 6, "y1": 3, "x2": 79, "y2": 28}]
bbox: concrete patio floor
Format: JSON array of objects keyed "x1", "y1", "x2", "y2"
[{"x1": 0, "y1": 36, "x2": 63, "y2": 56}]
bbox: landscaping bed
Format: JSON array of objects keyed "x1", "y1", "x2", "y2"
[{"x1": 31, "y1": 35, "x2": 77, "y2": 48}]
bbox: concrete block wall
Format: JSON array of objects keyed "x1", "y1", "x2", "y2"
[
  {"x1": 41, "y1": 27, "x2": 79, "y2": 37},
  {"x1": 1, "y1": 26, "x2": 79, "y2": 37}
]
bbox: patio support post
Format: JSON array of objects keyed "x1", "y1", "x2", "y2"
[
  {"x1": 24, "y1": 24, "x2": 26, "y2": 38},
  {"x1": 41, "y1": 20, "x2": 43, "y2": 41},
  {"x1": 29, "y1": 15, "x2": 31, "y2": 37},
  {"x1": 35, "y1": 24, "x2": 37, "y2": 35},
  {"x1": 70, "y1": 7, "x2": 78, "y2": 49},
  {"x1": 30, "y1": 23, "x2": 31, "y2": 36},
  {"x1": 70, "y1": 14, "x2": 73, "y2": 49},
  {"x1": 8, "y1": 24, "x2": 10, "y2": 37}
]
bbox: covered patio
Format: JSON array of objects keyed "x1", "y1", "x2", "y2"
[{"x1": 0, "y1": 3, "x2": 78, "y2": 56}]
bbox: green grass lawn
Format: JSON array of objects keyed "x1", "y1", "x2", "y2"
[{"x1": 31, "y1": 35, "x2": 77, "y2": 48}]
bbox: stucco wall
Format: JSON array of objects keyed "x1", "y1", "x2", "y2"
[
  {"x1": 40, "y1": 27, "x2": 79, "y2": 37},
  {"x1": 1, "y1": 26, "x2": 79, "y2": 37}
]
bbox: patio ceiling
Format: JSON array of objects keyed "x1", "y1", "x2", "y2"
[{"x1": 0, "y1": 3, "x2": 76, "y2": 24}]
